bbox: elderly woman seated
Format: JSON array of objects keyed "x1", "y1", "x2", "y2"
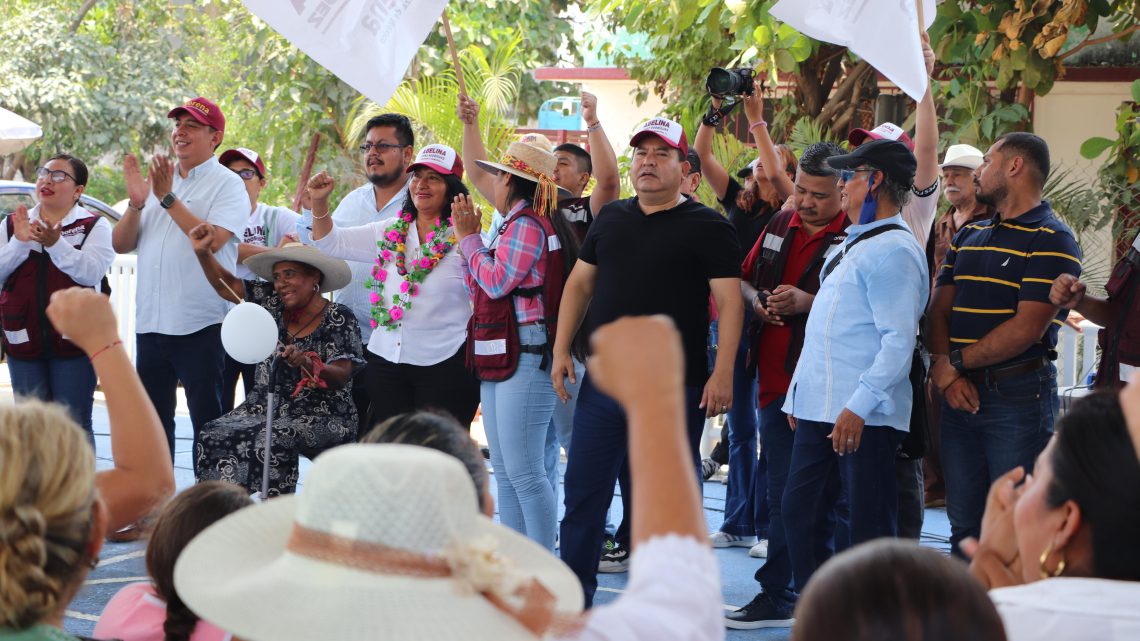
[
  {"x1": 189, "y1": 223, "x2": 363, "y2": 496},
  {"x1": 964, "y1": 381, "x2": 1140, "y2": 640}
]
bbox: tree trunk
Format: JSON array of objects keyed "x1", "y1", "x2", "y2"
[
  {"x1": 2, "y1": 153, "x2": 22, "y2": 180},
  {"x1": 69, "y1": 0, "x2": 100, "y2": 34}
]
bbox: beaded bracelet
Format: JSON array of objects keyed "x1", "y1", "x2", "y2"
[
  {"x1": 89, "y1": 340, "x2": 123, "y2": 362},
  {"x1": 586, "y1": 121, "x2": 603, "y2": 133}
]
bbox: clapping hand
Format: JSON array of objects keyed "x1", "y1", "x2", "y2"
[
  {"x1": 30, "y1": 219, "x2": 62, "y2": 247},
  {"x1": 451, "y1": 194, "x2": 482, "y2": 239},
  {"x1": 150, "y1": 154, "x2": 174, "y2": 200},
  {"x1": 9, "y1": 205, "x2": 33, "y2": 242}
]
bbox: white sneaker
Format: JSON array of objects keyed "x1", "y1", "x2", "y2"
[
  {"x1": 709, "y1": 531, "x2": 758, "y2": 548},
  {"x1": 749, "y1": 539, "x2": 769, "y2": 558}
]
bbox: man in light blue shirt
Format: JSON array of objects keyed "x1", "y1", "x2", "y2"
[{"x1": 781, "y1": 139, "x2": 929, "y2": 594}]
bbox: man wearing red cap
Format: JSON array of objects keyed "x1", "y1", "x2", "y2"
[
  {"x1": 551, "y1": 117, "x2": 743, "y2": 606},
  {"x1": 112, "y1": 96, "x2": 249, "y2": 478}
]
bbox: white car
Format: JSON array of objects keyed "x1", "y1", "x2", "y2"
[{"x1": 0, "y1": 179, "x2": 121, "y2": 225}]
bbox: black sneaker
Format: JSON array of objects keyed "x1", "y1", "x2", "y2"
[
  {"x1": 701, "y1": 457, "x2": 721, "y2": 481},
  {"x1": 725, "y1": 591, "x2": 794, "y2": 630},
  {"x1": 598, "y1": 541, "x2": 629, "y2": 573}
]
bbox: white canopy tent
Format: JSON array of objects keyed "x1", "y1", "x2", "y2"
[{"x1": 0, "y1": 106, "x2": 43, "y2": 156}]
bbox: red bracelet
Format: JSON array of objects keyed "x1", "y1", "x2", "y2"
[
  {"x1": 749, "y1": 120, "x2": 768, "y2": 132},
  {"x1": 89, "y1": 340, "x2": 123, "y2": 362}
]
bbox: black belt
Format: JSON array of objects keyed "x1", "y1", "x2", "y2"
[
  {"x1": 965, "y1": 356, "x2": 1049, "y2": 385},
  {"x1": 520, "y1": 344, "x2": 548, "y2": 355}
]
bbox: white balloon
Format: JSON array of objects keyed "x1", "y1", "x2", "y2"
[{"x1": 221, "y1": 302, "x2": 278, "y2": 364}]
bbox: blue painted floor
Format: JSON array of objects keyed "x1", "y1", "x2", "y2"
[{"x1": 69, "y1": 407, "x2": 952, "y2": 640}]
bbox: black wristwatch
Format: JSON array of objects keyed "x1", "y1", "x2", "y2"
[
  {"x1": 949, "y1": 349, "x2": 966, "y2": 374},
  {"x1": 159, "y1": 192, "x2": 177, "y2": 209}
]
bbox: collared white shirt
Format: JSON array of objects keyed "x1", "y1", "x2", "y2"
[
  {"x1": 902, "y1": 178, "x2": 940, "y2": 249},
  {"x1": 236, "y1": 202, "x2": 301, "y2": 280},
  {"x1": 0, "y1": 203, "x2": 114, "y2": 287},
  {"x1": 135, "y1": 157, "x2": 248, "y2": 335},
  {"x1": 300, "y1": 183, "x2": 407, "y2": 344},
  {"x1": 313, "y1": 215, "x2": 469, "y2": 365},
  {"x1": 992, "y1": 578, "x2": 1140, "y2": 641}
]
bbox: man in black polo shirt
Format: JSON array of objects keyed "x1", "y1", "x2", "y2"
[
  {"x1": 552, "y1": 117, "x2": 743, "y2": 606},
  {"x1": 928, "y1": 132, "x2": 1082, "y2": 554}
]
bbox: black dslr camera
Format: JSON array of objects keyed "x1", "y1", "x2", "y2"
[{"x1": 706, "y1": 67, "x2": 756, "y2": 98}]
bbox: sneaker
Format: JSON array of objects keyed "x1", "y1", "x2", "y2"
[
  {"x1": 749, "y1": 539, "x2": 769, "y2": 558},
  {"x1": 601, "y1": 533, "x2": 617, "y2": 553},
  {"x1": 701, "y1": 457, "x2": 721, "y2": 481},
  {"x1": 598, "y1": 542, "x2": 630, "y2": 573},
  {"x1": 709, "y1": 531, "x2": 758, "y2": 548},
  {"x1": 725, "y1": 592, "x2": 795, "y2": 630}
]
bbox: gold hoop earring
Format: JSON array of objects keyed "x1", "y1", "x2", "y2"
[{"x1": 1039, "y1": 541, "x2": 1066, "y2": 579}]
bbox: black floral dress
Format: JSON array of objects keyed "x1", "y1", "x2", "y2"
[{"x1": 195, "y1": 280, "x2": 364, "y2": 495}]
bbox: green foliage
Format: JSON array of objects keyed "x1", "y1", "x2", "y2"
[{"x1": 0, "y1": 1, "x2": 186, "y2": 172}]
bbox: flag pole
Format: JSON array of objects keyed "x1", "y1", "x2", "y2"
[
  {"x1": 916, "y1": 0, "x2": 925, "y2": 30},
  {"x1": 441, "y1": 10, "x2": 467, "y2": 97}
]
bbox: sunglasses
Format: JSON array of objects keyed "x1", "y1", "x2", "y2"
[
  {"x1": 359, "y1": 142, "x2": 407, "y2": 153},
  {"x1": 35, "y1": 167, "x2": 78, "y2": 184},
  {"x1": 231, "y1": 168, "x2": 260, "y2": 181},
  {"x1": 839, "y1": 168, "x2": 877, "y2": 182}
]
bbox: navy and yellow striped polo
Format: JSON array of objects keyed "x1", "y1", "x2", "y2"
[{"x1": 936, "y1": 201, "x2": 1081, "y2": 364}]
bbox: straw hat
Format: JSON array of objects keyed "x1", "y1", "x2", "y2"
[
  {"x1": 244, "y1": 242, "x2": 352, "y2": 293},
  {"x1": 940, "y1": 143, "x2": 984, "y2": 170},
  {"x1": 174, "y1": 444, "x2": 584, "y2": 641},
  {"x1": 516, "y1": 132, "x2": 554, "y2": 152},
  {"x1": 475, "y1": 142, "x2": 571, "y2": 215}
]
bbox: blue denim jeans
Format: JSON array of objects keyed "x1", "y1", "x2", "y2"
[
  {"x1": 941, "y1": 363, "x2": 1057, "y2": 553},
  {"x1": 783, "y1": 419, "x2": 900, "y2": 592},
  {"x1": 560, "y1": 373, "x2": 706, "y2": 607},
  {"x1": 8, "y1": 355, "x2": 97, "y2": 446},
  {"x1": 481, "y1": 324, "x2": 560, "y2": 551},
  {"x1": 752, "y1": 395, "x2": 796, "y2": 604},
  {"x1": 136, "y1": 325, "x2": 226, "y2": 460},
  {"x1": 719, "y1": 311, "x2": 769, "y2": 538}
]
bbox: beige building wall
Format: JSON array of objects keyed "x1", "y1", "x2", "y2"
[{"x1": 1034, "y1": 80, "x2": 1133, "y2": 285}]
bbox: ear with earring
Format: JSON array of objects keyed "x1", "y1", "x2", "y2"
[{"x1": 1039, "y1": 540, "x2": 1067, "y2": 579}]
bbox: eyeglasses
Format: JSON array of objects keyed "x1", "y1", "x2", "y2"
[
  {"x1": 231, "y1": 168, "x2": 259, "y2": 181},
  {"x1": 839, "y1": 168, "x2": 876, "y2": 182},
  {"x1": 35, "y1": 167, "x2": 78, "y2": 184},
  {"x1": 359, "y1": 142, "x2": 407, "y2": 153}
]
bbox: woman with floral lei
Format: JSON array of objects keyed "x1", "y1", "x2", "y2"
[
  {"x1": 309, "y1": 144, "x2": 480, "y2": 429},
  {"x1": 451, "y1": 141, "x2": 580, "y2": 551}
]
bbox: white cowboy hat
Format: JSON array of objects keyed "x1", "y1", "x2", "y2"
[
  {"x1": 940, "y1": 143, "x2": 985, "y2": 170},
  {"x1": 174, "y1": 444, "x2": 584, "y2": 641},
  {"x1": 244, "y1": 242, "x2": 352, "y2": 293}
]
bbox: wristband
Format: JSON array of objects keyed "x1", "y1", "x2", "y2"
[
  {"x1": 586, "y1": 121, "x2": 602, "y2": 132},
  {"x1": 128, "y1": 201, "x2": 145, "y2": 210},
  {"x1": 749, "y1": 120, "x2": 768, "y2": 131},
  {"x1": 89, "y1": 340, "x2": 123, "y2": 362}
]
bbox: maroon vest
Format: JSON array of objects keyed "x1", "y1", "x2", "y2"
[
  {"x1": 1095, "y1": 242, "x2": 1140, "y2": 390},
  {"x1": 466, "y1": 208, "x2": 566, "y2": 382},
  {"x1": 1, "y1": 214, "x2": 102, "y2": 359},
  {"x1": 746, "y1": 209, "x2": 849, "y2": 375}
]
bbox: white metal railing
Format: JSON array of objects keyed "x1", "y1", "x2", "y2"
[{"x1": 107, "y1": 255, "x2": 138, "y2": 362}]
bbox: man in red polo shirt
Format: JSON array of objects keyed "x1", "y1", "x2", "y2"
[{"x1": 727, "y1": 140, "x2": 850, "y2": 630}]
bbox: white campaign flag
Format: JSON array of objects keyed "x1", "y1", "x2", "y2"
[
  {"x1": 242, "y1": 0, "x2": 448, "y2": 106},
  {"x1": 771, "y1": 0, "x2": 937, "y2": 102}
]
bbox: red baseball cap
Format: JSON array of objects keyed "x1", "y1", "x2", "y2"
[
  {"x1": 406, "y1": 144, "x2": 464, "y2": 181},
  {"x1": 630, "y1": 117, "x2": 690, "y2": 157},
  {"x1": 848, "y1": 122, "x2": 914, "y2": 151},
  {"x1": 168, "y1": 97, "x2": 225, "y2": 133},
  {"x1": 219, "y1": 148, "x2": 267, "y2": 178}
]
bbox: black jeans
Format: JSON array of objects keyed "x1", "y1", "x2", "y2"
[
  {"x1": 363, "y1": 345, "x2": 481, "y2": 435},
  {"x1": 136, "y1": 325, "x2": 226, "y2": 461}
]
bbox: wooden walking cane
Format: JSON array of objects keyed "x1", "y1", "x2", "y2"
[{"x1": 441, "y1": 10, "x2": 467, "y2": 97}]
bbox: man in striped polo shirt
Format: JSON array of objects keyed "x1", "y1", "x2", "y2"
[{"x1": 928, "y1": 132, "x2": 1082, "y2": 554}]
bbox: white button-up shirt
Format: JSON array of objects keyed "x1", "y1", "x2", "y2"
[
  {"x1": 313, "y1": 216, "x2": 469, "y2": 365},
  {"x1": 300, "y1": 183, "x2": 407, "y2": 344},
  {"x1": 135, "y1": 157, "x2": 248, "y2": 335},
  {"x1": 0, "y1": 203, "x2": 115, "y2": 287},
  {"x1": 236, "y1": 202, "x2": 301, "y2": 280}
]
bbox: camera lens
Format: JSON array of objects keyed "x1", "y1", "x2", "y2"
[{"x1": 706, "y1": 68, "x2": 738, "y2": 97}]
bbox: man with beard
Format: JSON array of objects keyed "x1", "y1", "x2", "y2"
[
  {"x1": 923, "y1": 143, "x2": 992, "y2": 507},
  {"x1": 928, "y1": 132, "x2": 1082, "y2": 555},
  {"x1": 299, "y1": 113, "x2": 414, "y2": 431}
]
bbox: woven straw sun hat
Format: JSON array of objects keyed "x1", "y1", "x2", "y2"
[
  {"x1": 174, "y1": 444, "x2": 584, "y2": 641},
  {"x1": 475, "y1": 141, "x2": 572, "y2": 203},
  {"x1": 244, "y1": 242, "x2": 352, "y2": 293}
]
